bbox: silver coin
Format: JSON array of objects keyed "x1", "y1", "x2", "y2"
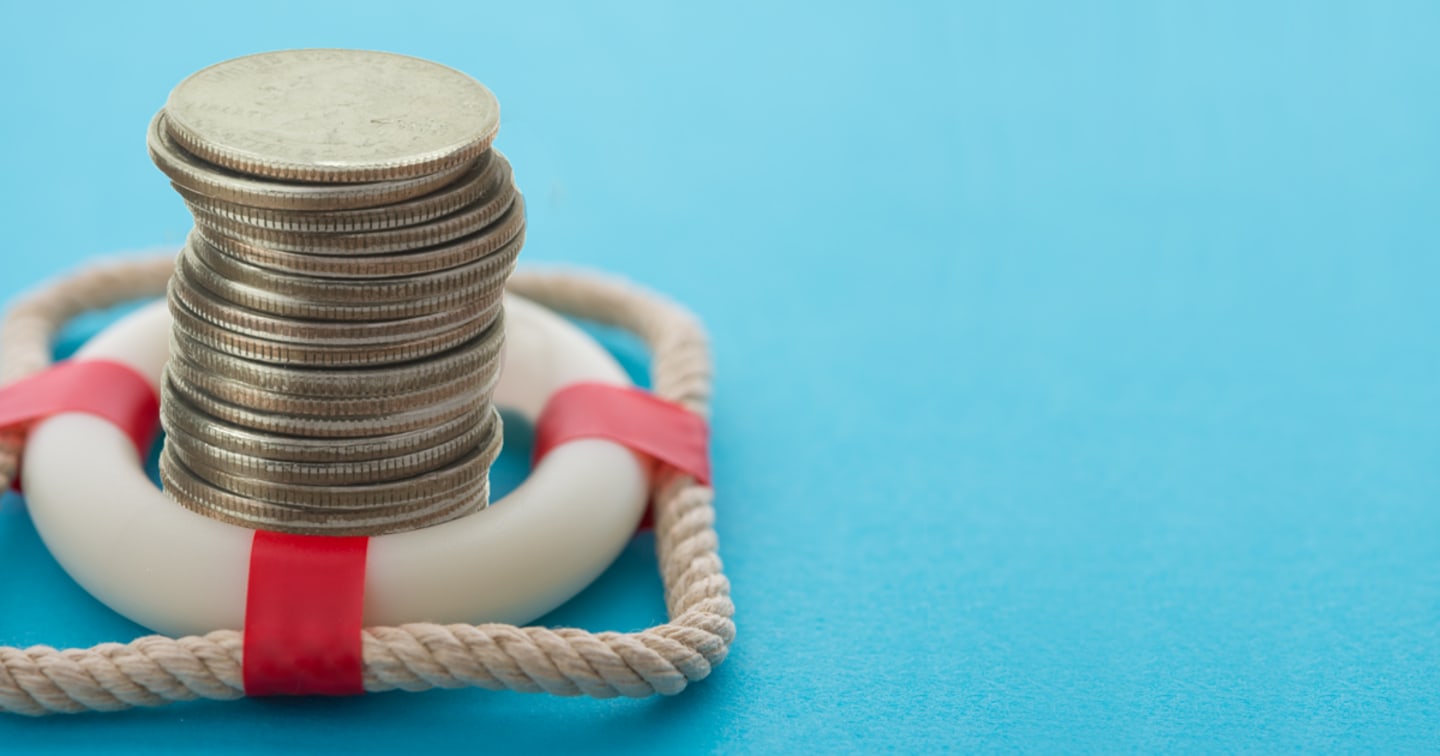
[
  {"x1": 197, "y1": 199, "x2": 526, "y2": 279},
  {"x1": 164, "y1": 369, "x2": 487, "y2": 440},
  {"x1": 171, "y1": 251, "x2": 504, "y2": 347},
  {"x1": 166, "y1": 346, "x2": 500, "y2": 419},
  {"x1": 175, "y1": 151, "x2": 500, "y2": 233},
  {"x1": 164, "y1": 406, "x2": 499, "y2": 486},
  {"x1": 166, "y1": 338, "x2": 502, "y2": 414},
  {"x1": 172, "y1": 264, "x2": 507, "y2": 352},
  {"x1": 161, "y1": 448, "x2": 492, "y2": 537},
  {"x1": 168, "y1": 319, "x2": 506, "y2": 397},
  {"x1": 187, "y1": 227, "x2": 521, "y2": 307},
  {"x1": 175, "y1": 151, "x2": 509, "y2": 234},
  {"x1": 160, "y1": 390, "x2": 492, "y2": 464},
  {"x1": 162, "y1": 420, "x2": 499, "y2": 509},
  {"x1": 166, "y1": 409, "x2": 499, "y2": 505},
  {"x1": 168, "y1": 282, "x2": 502, "y2": 367},
  {"x1": 147, "y1": 111, "x2": 473, "y2": 211},
  {"x1": 189, "y1": 173, "x2": 517, "y2": 255},
  {"x1": 164, "y1": 49, "x2": 500, "y2": 183},
  {"x1": 181, "y1": 231, "x2": 519, "y2": 322}
]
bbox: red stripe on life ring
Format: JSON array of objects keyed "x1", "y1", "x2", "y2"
[
  {"x1": 243, "y1": 531, "x2": 369, "y2": 697},
  {"x1": 534, "y1": 382, "x2": 712, "y2": 531},
  {"x1": 533, "y1": 382, "x2": 711, "y2": 486},
  {"x1": 0, "y1": 359, "x2": 160, "y2": 491}
]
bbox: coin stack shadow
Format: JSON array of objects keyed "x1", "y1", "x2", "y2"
[{"x1": 148, "y1": 111, "x2": 525, "y2": 536}]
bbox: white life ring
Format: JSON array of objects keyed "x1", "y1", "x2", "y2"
[{"x1": 22, "y1": 294, "x2": 649, "y2": 638}]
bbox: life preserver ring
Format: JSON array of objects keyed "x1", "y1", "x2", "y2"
[{"x1": 21, "y1": 294, "x2": 650, "y2": 638}]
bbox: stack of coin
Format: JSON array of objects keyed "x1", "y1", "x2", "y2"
[{"x1": 148, "y1": 49, "x2": 523, "y2": 536}]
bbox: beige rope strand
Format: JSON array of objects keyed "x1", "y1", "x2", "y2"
[{"x1": 0, "y1": 259, "x2": 733, "y2": 716}]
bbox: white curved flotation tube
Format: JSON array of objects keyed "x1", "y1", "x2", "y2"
[{"x1": 22, "y1": 295, "x2": 649, "y2": 638}]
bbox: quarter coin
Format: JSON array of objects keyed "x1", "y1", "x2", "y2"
[
  {"x1": 148, "y1": 111, "x2": 473, "y2": 211},
  {"x1": 175, "y1": 151, "x2": 509, "y2": 234},
  {"x1": 164, "y1": 49, "x2": 500, "y2": 183}
]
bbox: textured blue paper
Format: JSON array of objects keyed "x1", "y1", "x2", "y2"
[{"x1": 1, "y1": 1, "x2": 1437, "y2": 751}]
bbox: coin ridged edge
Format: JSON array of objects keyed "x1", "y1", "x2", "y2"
[
  {"x1": 163, "y1": 410, "x2": 495, "y2": 485},
  {"x1": 176, "y1": 151, "x2": 507, "y2": 234},
  {"x1": 199, "y1": 201, "x2": 526, "y2": 279},
  {"x1": 148, "y1": 111, "x2": 475, "y2": 211}
]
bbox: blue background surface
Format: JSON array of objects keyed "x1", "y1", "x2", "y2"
[{"x1": 1, "y1": 1, "x2": 1437, "y2": 751}]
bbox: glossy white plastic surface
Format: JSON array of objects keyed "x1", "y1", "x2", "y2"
[{"x1": 23, "y1": 295, "x2": 649, "y2": 638}]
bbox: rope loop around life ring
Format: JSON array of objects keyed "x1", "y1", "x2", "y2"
[{"x1": 0, "y1": 257, "x2": 734, "y2": 716}]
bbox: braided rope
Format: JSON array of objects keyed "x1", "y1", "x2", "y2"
[{"x1": 0, "y1": 258, "x2": 733, "y2": 715}]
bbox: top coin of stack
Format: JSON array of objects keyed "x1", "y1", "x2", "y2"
[{"x1": 148, "y1": 49, "x2": 525, "y2": 536}]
